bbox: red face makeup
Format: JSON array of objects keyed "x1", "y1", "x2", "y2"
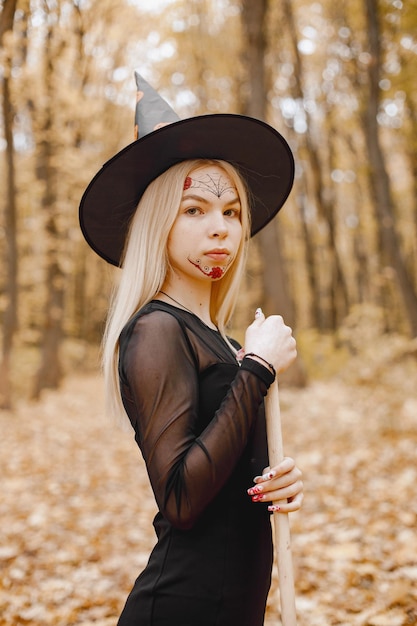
[
  {"x1": 167, "y1": 165, "x2": 242, "y2": 284},
  {"x1": 187, "y1": 257, "x2": 230, "y2": 279}
]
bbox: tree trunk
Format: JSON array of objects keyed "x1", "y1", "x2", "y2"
[
  {"x1": 0, "y1": 0, "x2": 19, "y2": 410},
  {"x1": 240, "y1": 0, "x2": 306, "y2": 386},
  {"x1": 31, "y1": 213, "x2": 65, "y2": 399},
  {"x1": 31, "y1": 19, "x2": 65, "y2": 399},
  {"x1": 403, "y1": 96, "x2": 417, "y2": 291},
  {"x1": 282, "y1": 0, "x2": 349, "y2": 331},
  {"x1": 363, "y1": 0, "x2": 417, "y2": 337},
  {"x1": 297, "y1": 190, "x2": 321, "y2": 327}
]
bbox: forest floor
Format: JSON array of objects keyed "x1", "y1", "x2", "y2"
[{"x1": 1, "y1": 359, "x2": 416, "y2": 626}]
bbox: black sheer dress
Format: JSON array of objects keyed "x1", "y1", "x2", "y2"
[{"x1": 117, "y1": 301, "x2": 274, "y2": 626}]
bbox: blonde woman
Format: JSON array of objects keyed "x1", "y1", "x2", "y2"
[{"x1": 80, "y1": 75, "x2": 303, "y2": 626}]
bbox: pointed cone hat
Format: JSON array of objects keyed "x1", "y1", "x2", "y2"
[{"x1": 79, "y1": 72, "x2": 294, "y2": 266}]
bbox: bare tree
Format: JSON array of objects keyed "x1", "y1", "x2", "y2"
[
  {"x1": 0, "y1": 0, "x2": 19, "y2": 409},
  {"x1": 31, "y1": 10, "x2": 66, "y2": 399},
  {"x1": 240, "y1": 0, "x2": 306, "y2": 385},
  {"x1": 363, "y1": 0, "x2": 417, "y2": 336},
  {"x1": 281, "y1": 0, "x2": 349, "y2": 331}
]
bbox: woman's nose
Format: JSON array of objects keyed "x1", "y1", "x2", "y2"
[{"x1": 209, "y1": 213, "x2": 228, "y2": 238}]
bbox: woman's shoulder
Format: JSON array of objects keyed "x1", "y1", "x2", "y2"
[
  {"x1": 119, "y1": 300, "x2": 237, "y2": 364},
  {"x1": 120, "y1": 301, "x2": 187, "y2": 344},
  {"x1": 118, "y1": 302, "x2": 199, "y2": 388}
]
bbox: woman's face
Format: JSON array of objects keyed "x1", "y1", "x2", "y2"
[{"x1": 167, "y1": 164, "x2": 243, "y2": 284}]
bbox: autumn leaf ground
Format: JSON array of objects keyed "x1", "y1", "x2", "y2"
[{"x1": 1, "y1": 357, "x2": 416, "y2": 626}]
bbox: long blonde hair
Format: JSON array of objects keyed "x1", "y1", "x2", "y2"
[{"x1": 102, "y1": 158, "x2": 252, "y2": 424}]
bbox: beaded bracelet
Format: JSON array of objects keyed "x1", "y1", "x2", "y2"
[{"x1": 245, "y1": 353, "x2": 276, "y2": 378}]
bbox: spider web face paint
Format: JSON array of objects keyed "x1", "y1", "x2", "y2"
[{"x1": 183, "y1": 173, "x2": 236, "y2": 197}]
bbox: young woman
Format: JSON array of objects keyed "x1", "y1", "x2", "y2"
[{"x1": 79, "y1": 74, "x2": 303, "y2": 626}]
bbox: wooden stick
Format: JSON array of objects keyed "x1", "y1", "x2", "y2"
[{"x1": 264, "y1": 379, "x2": 297, "y2": 626}]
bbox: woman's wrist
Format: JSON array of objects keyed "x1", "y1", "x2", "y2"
[
  {"x1": 241, "y1": 355, "x2": 276, "y2": 387},
  {"x1": 244, "y1": 352, "x2": 276, "y2": 378}
]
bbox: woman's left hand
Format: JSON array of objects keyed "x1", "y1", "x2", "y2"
[{"x1": 247, "y1": 457, "x2": 303, "y2": 513}]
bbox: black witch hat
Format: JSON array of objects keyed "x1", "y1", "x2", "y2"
[{"x1": 79, "y1": 72, "x2": 294, "y2": 266}]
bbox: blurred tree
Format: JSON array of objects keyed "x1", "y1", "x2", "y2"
[
  {"x1": 362, "y1": 0, "x2": 417, "y2": 337},
  {"x1": 29, "y1": 0, "x2": 153, "y2": 395},
  {"x1": 374, "y1": 1, "x2": 417, "y2": 293},
  {"x1": 0, "y1": 0, "x2": 416, "y2": 401},
  {"x1": 31, "y1": 2, "x2": 66, "y2": 398},
  {"x1": 0, "y1": 0, "x2": 19, "y2": 409},
  {"x1": 240, "y1": 0, "x2": 306, "y2": 386},
  {"x1": 395, "y1": 8, "x2": 417, "y2": 285},
  {"x1": 28, "y1": 0, "x2": 147, "y2": 396},
  {"x1": 154, "y1": 0, "x2": 244, "y2": 115},
  {"x1": 280, "y1": 0, "x2": 349, "y2": 331}
]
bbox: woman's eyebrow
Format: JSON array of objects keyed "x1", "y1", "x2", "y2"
[
  {"x1": 181, "y1": 194, "x2": 240, "y2": 205},
  {"x1": 181, "y1": 193, "x2": 209, "y2": 203}
]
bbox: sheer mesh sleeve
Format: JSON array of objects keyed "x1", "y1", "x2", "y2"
[{"x1": 119, "y1": 309, "x2": 274, "y2": 530}]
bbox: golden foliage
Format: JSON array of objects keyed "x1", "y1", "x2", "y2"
[{"x1": 1, "y1": 360, "x2": 416, "y2": 625}]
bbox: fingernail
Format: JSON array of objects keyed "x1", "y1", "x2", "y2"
[
  {"x1": 252, "y1": 494, "x2": 264, "y2": 502},
  {"x1": 255, "y1": 307, "x2": 263, "y2": 319},
  {"x1": 247, "y1": 485, "x2": 263, "y2": 496},
  {"x1": 268, "y1": 504, "x2": 281, "y2": 512},
  {"x1": 254, "y1": 470, "x2": 275, "y2": 483}
]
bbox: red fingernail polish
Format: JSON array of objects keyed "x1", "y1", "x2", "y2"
[
  {"x1": 268, "y1": 504, "x2": 280, "y2": 512},
  {"x1": 247, "y1": 485, "x2": 262, "y2": 496},
  {"x1": 252, "y1": 494, "x2": 263, "y2": 502}
]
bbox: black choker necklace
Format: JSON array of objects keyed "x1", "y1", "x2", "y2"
[{"x1": 159, "y1": 291, "x2": 218, "y2": 330}]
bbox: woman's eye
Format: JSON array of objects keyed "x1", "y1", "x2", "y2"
[
  {"x1": 224, "y1": 208, "x2": 240, "y2": 217},
  {"x1": 186, "y1": 207, "x2": 201, "y2": 215}
]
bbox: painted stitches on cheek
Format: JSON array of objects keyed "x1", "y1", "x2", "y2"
[
  {"x1": 188, "y1": 257, "x2": 228, "y2": 279},
  {"x1": 183, "y1": 173, "x2": 236, "y2": 198}
]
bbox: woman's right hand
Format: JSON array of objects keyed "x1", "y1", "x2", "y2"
[{"x1": 244, "y1": 308, "x2": 297, "y2": 374}]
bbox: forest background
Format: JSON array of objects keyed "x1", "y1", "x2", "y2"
[
  {"x1": 1, "y1": 1, "x2": 417, "y2": 625},
  {"x1": 1, "y1": 0, "x2": 417, "y2": 403}
]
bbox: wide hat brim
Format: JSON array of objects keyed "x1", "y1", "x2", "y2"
[{"x1": 79, "y1": 114, "x2": 294, "y2": 266}]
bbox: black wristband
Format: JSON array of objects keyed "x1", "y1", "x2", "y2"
[
  {"x1": 241, "y1": 356, "x2": 276, "y2": 387},
  {"x1": 245, "y1": 353, "x2": 276, "y2": 378}
]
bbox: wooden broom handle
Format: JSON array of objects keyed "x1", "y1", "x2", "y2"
[{"x1": 264, "y1": 379, "x2": 297, "y2": 626}]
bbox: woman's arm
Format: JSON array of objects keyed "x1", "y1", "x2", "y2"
[{"x1": 120, "y1": 311, "x2": 274, "y2": 530}]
